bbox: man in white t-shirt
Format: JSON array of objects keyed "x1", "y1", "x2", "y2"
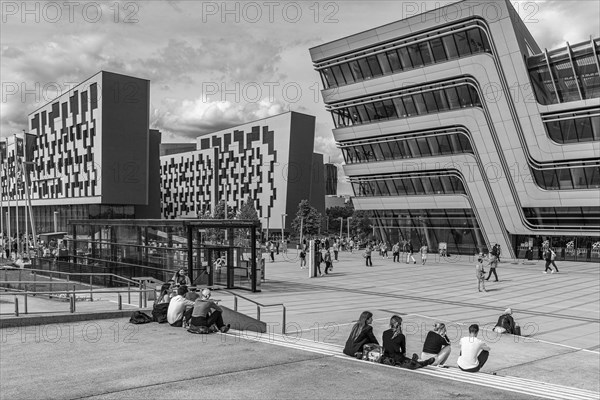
[
  {"x1": 167, "y1": 286, "x2": 195, "y2": 327},
  {"x1": 457, "y1": 324, "x2": 490, "y2": 372}
]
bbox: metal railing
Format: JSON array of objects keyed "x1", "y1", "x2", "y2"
[{"x1": 220, "y1": 289, "x2": 287, "y2": 334}]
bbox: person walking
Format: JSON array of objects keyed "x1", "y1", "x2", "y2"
[
  {"x1": 392, "y1": 242, "x2": 400, "y2": 263},
  {"x1": 543, "y1": 248, "x2": 560, "y2": 273},
  {"x1": 333, "y1": 241, "x2": 339, "y2": 261},
  {"x1": 476, "y1": 255, "x2": 487, "y2": 292},
  {"x1": 406, "y1": 241, "x2": 416, "y2": 264},
  {"x1": 420, "y1": 244, "x2": 428, "y2": 265},
  {"x1": 364, "y1": 243, "x2": 373, "y2": 267},
  {"x1": 486, "y1": 245, "x2": 499, "y2": 282}
]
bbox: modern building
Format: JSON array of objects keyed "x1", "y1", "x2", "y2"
[
  {"x1": 324, "y1": 162, "x2": 338, "y2": 195},
  {"x1": 310, "y1": 0, "x2": 600, "y2": 259},
  {"x1": 0, "y1": 71, "x2": 161, "y2": 234},
  {"x1": 160, "y1": 111, "x2": 324, "y2": 237},
  {"x1": 325, "y1": 194, "x2": 351, "y2": 209}
]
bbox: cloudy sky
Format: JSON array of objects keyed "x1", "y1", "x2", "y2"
[{"x1": 1, "y1": 0, "x2": 599, "y2": 194}]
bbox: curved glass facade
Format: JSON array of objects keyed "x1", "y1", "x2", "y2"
[
  {"x1": 544, "y1": 115, "x2": 600, "y2": 144},
  {"x1": 370, "y1": 209, "x2": 486, "y2": 255},
  {"x1": 351, "y1": 173, "x2": 465, "y2": 197},
  {"x1": 341, "y1": 131, "x2": 473, "y2": 164},
  {"x1": 532, "y1": 166, "x2": 600, "y2": 190},
  {"x1": 319, "y1": 27, "x2": 491, "y2": 89},
  {"x1": 523, "y1": 207, "x2": 600, "y2": 228},
  {"x1": 330, "y1": 84, "x2": 481, "y2": 127}
]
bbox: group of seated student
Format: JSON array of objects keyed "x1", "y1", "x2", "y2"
[
  {"x1": 344, "y1": 310, "x2": 523, "y2": 373},
  {"x1": 160, "y1": 284, "x2": 230, "y2": 334}
]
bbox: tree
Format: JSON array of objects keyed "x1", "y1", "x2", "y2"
[
  {"x1": 235, "y1": 196, "x2": 260, "y2": 247},
  {"x1": 351, "y1": 210, "x2": 374, "y2": 240},
  {"x1": 291, "y1": 200, "x2": 322, "y2": 238},
  {"x1": 325, "y1": 204, "x2": 354, "y2": 234}
]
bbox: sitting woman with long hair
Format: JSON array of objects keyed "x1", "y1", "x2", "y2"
[
  {"x1": 155, "y1": 283, "x2": 173, "y2": 305},
  {"x1": 171, "y1": 268, "x2": 191, "y2": 287},
  {"x1": 343, "y1": 311, "x2": 379, "y2": 357},
  {"x1": 421, "y1": 322, "x2": 452, "y2": 366},
  {"x1": 382, "y1": 315, "x2": 434, "y2": 369}
]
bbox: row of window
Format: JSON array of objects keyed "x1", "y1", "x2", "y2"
[
  {"x1": 528, "y1": 51, "x2": 600, "y2": 105},
  {"x1": 320, "y1": 27, "x2": 491, "y2": 89},
  {"x1": 341, "y1": 132, "x2": 473, "y2": 164},
  {"x1": 351, "y1": 174, "x2": 465, "y2": 197},
  {"x1": 544, "y1": 116, "x2": 600, "y2": 144},
  {"x1": 523, "y1": 207, "x2": 600, "y2": 227},
  {"x1": 369, "y1": 208, "x2": 480, "y2": 229},
  {"x1": 532, "y1": 166, "x2": 600, "y2": 190},
  {"x1": 331, "y1": 84, "x2": 481, "y2": 128}
]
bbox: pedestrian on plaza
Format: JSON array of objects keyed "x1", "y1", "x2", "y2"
[
  {"x1": 324, "y1": 248, "x2": 333, "y2": 274},
  {"x1": 275, "y1": 240, "x2": 280, "y2": 255},
  {"x1": 493, "y1": 308, "x2": 520, "y2": 335},
  {"x1": 392, "y1": 242, "x2": 400, "y2": 262},
  {"x1": 476, "y1": 256, "x2": 487, "y2": 292},
  {"x1": 486, "y1": 245, "x2": 499, "y2": 282},
  {"x1": 420, "y1": 322, "x2": 452, "y2": 366},
  {"x1": 343, "y1": 311, "x2": 379, "y2": 357},
  {"x1": 420, "y1": 244, "x2": 428, "y2": 265},
  {"x1": 381, "y1": 242, "x2": 388, "y2": 259},
  {"x1": 333, "y1": 241, "x2": 339, "y2": 261},
  {"x1": 269, "y1": 241, "x2": 275, "y2": 262},
  {"x1": 406, "y1": 241, "x2": 416, "y2": 264},
  {"x1": 364, "y1": 243, "x2": 373, "y2": 267},
  {"x1": 299, "y1": 247, "x2": 306, "y2": 269},
  {"x1": 349, "y1": 239, "x2": 354, "y2": 253},
  {"x1": 456, "y1": 324, "x2": 490, "y2": 373},
  {"x1": 543, "y1": 248, "x2": 559, "y2": 274}
]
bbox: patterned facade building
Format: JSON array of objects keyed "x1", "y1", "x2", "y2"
[
  {"x1": 311, "y1": 0, "x2": 600, "y2": 259},
  {"x1": 160, "y1": 112, "x2": 322, "y2": 234},
  {"x1": 1, "y1": 71, "x2": 161, "y2": 233}
]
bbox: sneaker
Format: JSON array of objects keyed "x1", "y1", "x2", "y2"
[
  {"x1": 551, "y1": 271, "x2": 555, "y2": 274},
  {"x1": 219, "y1": 324, "x2": 230, "y2": 333},
  {"x1": 414, "y1": 261, "x2": 416, "y2": 264},
  {"x1": 425, "y1": 357, "x2": 436, "y2": 366},
  {"x1": 354, "y1": 352, "x2": 363, "y2": 360},
  {"x1": 411, "y1": 353, "x2": 419, "y2": 362},
  {"x1": 543, "y1": 271, "x2": 548, "y2": 274}
]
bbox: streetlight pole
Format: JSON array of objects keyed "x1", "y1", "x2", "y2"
[
  {"x1": 347, "y1": 217, "x2": 352, "y2": 241},
  {"x1": 281, "y1": 213, "x2": 287, "y2": 252},
  {"x1": 339, "y1": 217, "x2": 343, "y2": 239}
]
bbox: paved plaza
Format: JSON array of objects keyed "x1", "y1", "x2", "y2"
[{"x1": 1, "y1": 250, "x2": 598, "y2": 399}]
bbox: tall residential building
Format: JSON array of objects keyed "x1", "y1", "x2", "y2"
[
  {"x1": 310, "y1": 0, "x2": 599, "y2": 259},
  {"x1": 324, "y1": 163, "x2": 338, "y2": 195},
  {"x1": 160, "y1": 111, "x2": 323, "y2": 236},
  {"x1": 1, "y1": 71, "x2": 161, "y2": 233}
]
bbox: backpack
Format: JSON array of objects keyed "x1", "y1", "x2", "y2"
[
  {"x1": 152, "y1": 302, "x2": 169, "y2": 323},
  {"x1": 129, "y1": 311, "x2": 153, "y2": 324}
]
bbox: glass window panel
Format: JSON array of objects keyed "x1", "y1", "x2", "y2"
[
  {"x1": 412, "y1": 94, "x2": 428, "y2": 114},
  {"x1": 532, "y1": 169, "x2": 545, "y2": 187},
  {"x1": 397, "y1": 47, "x2": 412, "y2": 69},
  {"x1": 592, "y1": 117, "x2": 600, "y2": 140},
  {"x1": 373, "y1": 101, "x2": 388, "y2": 120},
  {"x1": 407, "y1": 139, "x2": 420, "y2": 157},
  {"x1": 458, "y1": 134, "x2": 472, "y2": 152},
  {"x1": 437, "y1": 135, "x2": 452, "y2": 154},
  {"x1": 379, "y1": 141, "x2": 393, "y2": 159},
  {"x1": 421, "y1": 177, "x2": 433, "y2": 194},
  {"x1": 545, "y1": 120, "x2": 562, "y2": 142},
  {"x1": 398, "y1": 140, "x2": 412, "y2": 158},
  {"x1": 407, "y1": 44, "x2": 424, "y2": 66},
  {"x1": 469, "y1": 86, "x2": 481, "y2": 106},
  {"x1": 445, "y1": 87, "x2": 461, "y2": 108},
  {"x1": 557, "y1": 169, "x2": 574, "y2": 190},
  {"x1": 457, "y1": 85, "x2": 473, "y2": 107},
  {"x1": 576, "y1": 55, "x2": 600, "y2": 98},
  {"x1": 392, "y1": 98, "x2": 407, "y2": 117},
  {"x1": 428, "y1": 136, "x2": 441, "y2": 155},
  {"x1": 371, "y1": 142, "x2": 385, "y2": 160},
  {"x1": 430, "y1": 177, "x2": 444, "y2": 194},
  {"x1": 388, "y1": 140, "x2": 403, "y2": 158},
  {"x1": 419, "y1": 42, "x2": 433, "y2": 65},
  {"x1": 382, "y1": 99, "x2": 397, "y2": 119},
  {"x1": 451, "y1": 176, "x2": 464, "y2": 192},
  {"x1": 571, "y1": 168, "x2": 588, "y2": 189},
  {"x1": 422, "y1": 91, "x2": 438, "y2": 112},
  {"x1": 587, "y1": 167, "x2": 600, "y2": 188},
  {"x1": 366, "y1": 55, "x2": 383, "y2": 77},
  {"x1": 575, "y1": 117, "x2": 593, "y2": 141},
  {"x1": 357, "y1": 58, "x2": 373, "y2": 79},
  {"x1": 393, "y1": 178, "x2": 407, "y2": 194},
  {"x1": 448, "y1": 134, "x2": 461, "y2": 152},
  {"x1": 377, "y1": 53, "x2": 393, "y2": 74},
  {"x1": 560, "y1": 119, "x2": 577, "y2": 142},
  {"x1": 454, "y1": 31, "x2": 472, "y2": 55},
  {"x1": 386, "y1": 179, "x2": 398, "y2": 195},
  {"x1": 403, "y1": 96, "x2": 418, "y2": 116},
  {"x1": 342, "y1": 148, "x2": 351, "y2": 163},
  {"x1": 416, "y1": 137, "x2": 431, "y2": 156},
  {"x1": 440, "y1": 176, "x2": 454, "y2": 193},
  {"x1": 433, "y1": 90, "x2": 450, "y2": 111},
  {"x1": 551, "y1": 60, "x2": 580, "y2": 102},
  {"x1": 442, "y1": 35, "x2": 459, "y2": 59},
  {"x1": 349, "y1": 60, "x2": 363, "y2": 81},
  {"x1": 356, "y1": 104, "x2": 370, "y2": 123},
  {"x1": 412, "y1": 178, "x2": 425, "y2": 194},
  {"x1": 321, "y1": 68, "x2": 335, "y2": 88},
  {"x1": 340, "y1": 63, "x2": 355, "y2": 84},
  {"x1": 467, "y1": 28, "x2": 485, "y2": 52},
  {"x1": 330, "y1": 65, "x2": 345, "y2": 86},
  {"x1": 362, "y1": 144, "x2": 375, "y2": 161},
  {"x1": 364, "y1": 102, "x2": 377, "y2": 121},
  {"x1": 541, "y1": 170, "x2": 559, "y2": 189},
  {"x1": 430, "y1": 38, "x2": 447, "y2": 62},
  {"x1": 386, "y1": 50, "x2": 403, "y2": 72},
  {"x1": 347, "y1": 106, "x2": 361, "y2": 124},
  {"x1": 376, "y1": 180, "x2": 389, "y2": 195},
  {"x1": 404, "y1": 178, "x2": 417, "y2": 195}
]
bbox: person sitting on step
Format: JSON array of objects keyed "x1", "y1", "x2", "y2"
[
  {"x1": 189, "y1": 288, "x2": 230, "y2": 334},
  {"x1": 420, "y1": 322, "x2": 452, "y2": 366}
]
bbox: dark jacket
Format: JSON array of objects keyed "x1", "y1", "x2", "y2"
[
  {"x1": 495, "y1": 314, "x2": 516, "y2": 334},
  {"x1": 343, "y1": 325, "x2": 378, "y2": 356},
  {"x1": 382, "y1": 329, "x2": 406, "y2": 362}
]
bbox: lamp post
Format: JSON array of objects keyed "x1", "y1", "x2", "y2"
[
  {"x1": 347, "y1": 217, "x2": 352, "y2": 241},
  {"x1": 281, "y1": 213, "x2": 287, "y2": 249},
  {"x1": 339, "y1": 217, "x2": 343, "y2": 239}
]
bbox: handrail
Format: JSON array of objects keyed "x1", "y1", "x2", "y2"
[
  {"x1": 21, "y1": 267, "x2": 140, "y2": 286},
  {"x1": 220, "y1": 289, "x2": 287, "y2": 334}
]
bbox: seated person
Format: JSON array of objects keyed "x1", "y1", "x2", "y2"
[
  {"x1": 382, "y1": 315, "x2": 434, "y2": 369},
  {"x1": 166, "y1": 286, "x2": 195, "y2": 327},
  {"x1": 185, "y1": 289, "x2": 200, "y2": 302},
  {"x1": 421, "y1": 322, "x2": 452, "y2": 366},
  {"x1": 189, "y1": 289, "x2": 230, "y2": 333},
  {"x1": 457, "y1": 324, "x2": 490, "y2": 373},
  {"x1": 171, "y1": 269, "x2": 191, "y2": 287},
  {"x1": 343, "y1": 311, "x2": 378, "y2": 357},
  {"x1": 494, "y1": 308, "x2": 520, "y2": 335},
  {"x1": 155, "y1": 283, "x2": 173, "y2": 305}
]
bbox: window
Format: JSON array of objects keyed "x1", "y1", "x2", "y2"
[
  {"x1": 412, "y1": 94, "x2": 428, "y2": 114},
  {"x1": 397, "y1": 47, "x2": 412, "y2": 69},
  {"x1": 546, "y1": 120, "x2": 562, "y2": 142},
  {"x1": 416, "y1": 138, "x2": 431, "y2": 156},
  {"x1": 356, "y1": 104, "x2": 370, "y2": 123},
  {"x1": 559, "y1": 119, "x2": 577, "y2": 142},
  {"x1": 386, "y1": 50, "x2": 402, "y2": 72},
  {"x1": 377, "y1": 53, "x2": 393, "y2": 74},
  {"x1": 379, "y1": 141, "x2": 393, "y2": 159},
  {"x1": 467, "y1": 28, "x2": 485, "y2": 52},
  {"x1": 321, "y1": 68, "x2": 335, "y2": 88},
  {"x1": 371, "y1": 142, "x2": 385, "y2": 160},
  {"x1": 442, "y1": 35, "x2": 459, "y2": 59},
  {"x1": 349, "y1": 60, "x2": 363, "y2": 81},
  {"x1": 373, "y1": 101, "x2": 388, "y2": 120},
  {"x1": 366, "y1": 55, "x2": 383, "y2": 77},
  {"x1": 358, "y1": 58, "x2": 372, "y2": 79},
  {"x1": 403, "y1": 96, "x2": 417, "y2": 116},
  {"x1": 433, "y1": 90, "x2": 450, "y2": 111},
  {"x1": 407, "y1": 44, "x2": 424, "y2": 66},
  {"x1": 575, "y1": 117, "x2": 593, "y2": 141},
  {"x1": 419, "y1": 42, "x2": 433, "y2": 65},
  {"x1": 422, "y1": 91, "x2": 438, "y2": 112},
  {"x1": 430, "y1": 38, "x2": 447, "y2": 62},
  {"x1": 457, "y1": 85, "x2": 473, "y2": 107},
  {"x1": 393, "y1": 98, "x2": 407, "y2": 117},
  {"x1": 437, "y1": 135, "x2": 452, "y2": 154},
  {"x1": 382, "y1": 99, "x2": 398, "y2": 119},
  {"x1": 454, "y1": 32, "x2": 471, "y2": 56},
  {"x1": 445, "y1": 87, "x2": 461, "y2": 108},
  {"x1": 412, "y1": 178, "x2": 425, "y2": 194},
  {"x1": 340, "y1": 63, "x2": 355, "y2": 84},
  {"x1": 428, "y1": 136, "x2": 441, "y2": 155},
  {"x1": 364, "y1": 103, "x2": 377, "y2": 121},
  {"x1": 331, "y1": 65, "x2": 345, "y2": 86}
]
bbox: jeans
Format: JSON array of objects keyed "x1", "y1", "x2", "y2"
[
  {"x1": 334, "y1": 251, "x2": 338, "y2": 261},
  {"x1": 459, "y1": 350, "x2": 489, "y2": 372},
  {"x1": 170, "y1": 308, "x2": 193, "y2": 327},
  {"x1": 406, "y1": 253, "x2": 415, "y2": 263},
  {"x1": 545, "y1": 260, "x2": 559, "y2": 272},
  {"x1": 393, "y1": 252, "x2": 399, "y2": 262},
  {"x1": 190, "y1": 310, "x2": 225, "y2": 329},
  {"x1": 486, "y1": 268, "x2": 498, "y2": 281},
  {"x1": 365, "y1": 256, "x2": 372, "y2": 266}
]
